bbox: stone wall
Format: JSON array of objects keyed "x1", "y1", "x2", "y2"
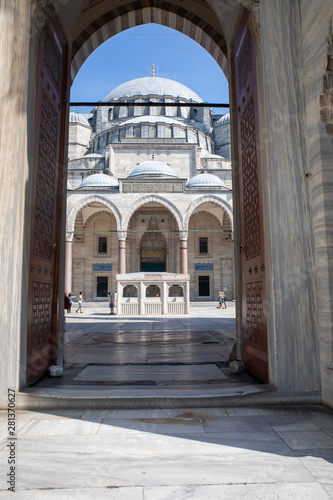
[{"x1": 301, "y1": 0, "x2": 333, "y2": 408}]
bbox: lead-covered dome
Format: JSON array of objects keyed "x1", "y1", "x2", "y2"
[
  {"x1": 69, "y1": 111, "x2": 90, "y2": 127},
  {"x1": 187, "y1": 172, "x2": 226, "y2": 189},
  {"x1": 79, "y1": 173, "x2": 119, "y2": 188},
  {"x1": 103, "y1": 77, "x2": 203, "y2": 103},
  {"x1": 128, "y1": 160, "x2": 178, "y2": 178}
]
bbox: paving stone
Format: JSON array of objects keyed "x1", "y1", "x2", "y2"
[
  {"x1": 276, "y1": 430, "x2": 333, "y2": 450},
  {"x1": 74, "y1": 364, "x2": 227, "y2": 383}
]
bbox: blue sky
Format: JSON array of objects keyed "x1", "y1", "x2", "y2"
[{"x1": 71, "y1": 24, "x2": 229, "y2": 114}]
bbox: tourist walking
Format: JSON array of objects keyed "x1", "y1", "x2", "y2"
[
  {"x1": 67, "y1": 293, "x2": 75, "y2": 313},
  {"x1": 76, "y1": 291, "x2": 85, "y2": 313},
  {"x1": 108, "y1": 292, "x2": 114, "y2": 314},
  {"x1": 217, "y1": 291, "x2": 223, "y2": 309},
  {"x1": 113, "y1": 290, "x2": 117, "y2": 314}
]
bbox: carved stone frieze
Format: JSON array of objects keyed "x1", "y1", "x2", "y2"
[{"x1": 320, "y1": 18, "x2": 333, "y2": 125}]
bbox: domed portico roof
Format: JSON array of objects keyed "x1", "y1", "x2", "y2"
[
  {"x1": 103, "y1": 77, "x2": 203, "y2": 103},
  {"x1": 215, "y1": 114, "x2": 230, "y2": 126},
  {"x1": 69, "y1": 110, "x2": 90, "y2": 127},
  {"x1": 128, "y1": 160, "x2": 178, "y2": 178},
  {"x1": 186, "y1": 172, "x2": 226, "y2": 189},
  {"x1": 79, "y1": 173, "x2": 119, "y2": 188}
]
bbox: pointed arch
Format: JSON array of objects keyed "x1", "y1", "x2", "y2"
[
  {"x1": 67, "y1": 195, "x2": 122, "y2": 236},
  {"x1": 122, "y1": 195, "x2": 183, "y2": 231},
  {"x1": 71, "y1": 2, "x2": 228, "y2": 81},
  {"x1": 184, "y1": 195, "x2": 233, "y2": 232}
]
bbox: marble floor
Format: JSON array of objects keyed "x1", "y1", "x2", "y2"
[
  {"x1": 30, "y1": 301, "x2": 263, "y2": 397},
  {"x1": 4, "y1": 303, "x2": 333, "y2": 498},
  {"x1": 0, "y1": 405, "x2": 333, "y2": 498}
]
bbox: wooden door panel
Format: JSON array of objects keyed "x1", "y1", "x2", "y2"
[
  {"x1": 234, "y1": 14, "x2": 268, "y2": 382},
  {"x1": 27, "y1": 20, "x2": 67, "y2": 385}
]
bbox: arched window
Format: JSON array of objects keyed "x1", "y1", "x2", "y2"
[
  {"x1": 134, "y1": 126, "x2": 141, "y2": 138},
  {"x1": 165, "y1": 126, "x2": 172, "y2": 138},
  {"x1": 149, "y1": 125, "x2": 157, "y2": 138},
  {"x1": 108, "y1": 108, "x2": 112, "y2": 121},
  {"x1": 146, "y1": 285, "x2": 160, "y2": 297},
  {"x1": 123, "y1": 285, "x2": 138, "y2": 297}
]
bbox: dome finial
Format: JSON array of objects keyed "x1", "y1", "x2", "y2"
[
  {"x1": 152, "y1": 63, "x2": 155, "y2": 77},
  {"x1": 72, "y1": 107, "x2": 75, "y2": 113}
]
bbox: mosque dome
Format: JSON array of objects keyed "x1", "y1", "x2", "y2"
[
  {"x1": 79, "y1": 173, "x2": 119, "y2": 188},
  {"x1": 103, "y1": 77, "x2": 203, "y2": 103},
  {"x1": 128, "y1": 160, "x2": 178, "y2": 178},
  {"x1": 69, "y1": 111, "x2": 90, "y2": 127},
  {"x1": 186, "y1": 172, "x2": 226, "y2": 189},
  {"x1": 215, "y1": 114, "x2": 230, "y2": 126}
]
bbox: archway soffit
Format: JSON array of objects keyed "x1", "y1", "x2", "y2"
[
  {"x1": 71, "y1": 1, "x2": 227, "y2": 81},
  {"x1": 122, "y1": 195, "x2": 183, "y2": 231},
  {"x1": 67, "y1": 195, "x2": 122, "y2": 234},
  {"x1": 184, "y1": 195, "x2": 233, "y2": 230}
]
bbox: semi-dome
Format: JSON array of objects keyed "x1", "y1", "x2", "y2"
[
  {"x1": 79, "y1": 173, "x2": 119, "y2": 188},
  {"x1": 69, "y1": 111, "x2": 90, "y2": 127},
  {"x1": 186, "y1": 172, "x2": 226, "y2": 189},
  {"x1": 128, "y1": 160, "x2": 178, "y2": 178},
  {"x1": 215, "y1": 114, "x2": 230, "y2": 126},
  {"x1": 103, "y1": 77, "x2": 203, "y2": 103}
]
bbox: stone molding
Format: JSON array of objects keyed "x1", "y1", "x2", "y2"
[{"x1": 320, "y1": 17, "x2": 333, "y2": 126}]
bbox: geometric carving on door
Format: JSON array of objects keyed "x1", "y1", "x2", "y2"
[
  {"x1": 246, "y1": 280, "x2": 263, "y2": 345},
  {"x1": 34, "y1": 90, "x2": 58, "y2": 260},
  {"x1": 44, "y1": 26, "x2": 61, "y2": 89},
  {"x1": 31, "y1": 281, "x2": 51, "y2": 347},
  {"x1": 237, "y1": 30, "x2": 252, "y2": 95},
  {"x1": 241, "y1": 96, "x2": 261, "y2": 261}
]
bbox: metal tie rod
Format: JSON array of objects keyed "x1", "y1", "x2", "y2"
[{"x1": 70, "y1": 101, "x2": 230, "y2": 108}]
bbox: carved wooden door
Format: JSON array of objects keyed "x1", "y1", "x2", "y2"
[
  {"x1": 27, "y1": 19, "x2": 68, "y2": 385},
  {"x1": 234, "y1": 14, "x2": 268, "y2": 382}
]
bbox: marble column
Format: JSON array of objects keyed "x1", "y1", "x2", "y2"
[
  {"x1": 179, "y1": 231, "x2": 188, "y2": 274},
  {"x1": 118, "y1": 231, "x2": 127, "y2": 275},
  {"x1": 64, "y1": 235, "x2": 73, "y2": 294}
]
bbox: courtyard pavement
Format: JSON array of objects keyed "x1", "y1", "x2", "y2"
[{"x1": 1, "y1": 302, "x2": 333, "y2": 498}]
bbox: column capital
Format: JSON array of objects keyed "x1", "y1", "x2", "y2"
[
  {"x1": 236, "y1": 0, "x2": 260, "y2": 10},
  {"x1": 179, "y1": 231, "x2": 188, "y2": 241},
  {"x1": 117, "y1": 231, "x2": 127, "y2": 241},
  {"x1": 66, "y1": 231, "x2": 73, "y2": 242}
]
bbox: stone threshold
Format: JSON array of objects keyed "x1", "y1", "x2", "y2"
[{"x1": 11, "y1": 386, "x2": 322, "y2": 410}]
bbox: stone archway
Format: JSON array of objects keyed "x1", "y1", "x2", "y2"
[
  {"x1": 122, "y1": 195, "x2": 183, "y2": 232},
  {"x1": 71, "y1": 0, "x2": 228, "y2": 81},
  {"x1": 0, "y1": 0, "x2": 321, "y2": 399}
]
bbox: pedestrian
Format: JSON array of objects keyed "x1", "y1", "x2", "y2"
[
  {"x1": 217, "y1": 291, "x2": 223, "y2": 308},
  {"x1": 108, "y1": 292, "x2": 114, "y2": 314},
  {"x1": 76, "y1": 291, "x2": 85, "y2": 313},
  {"x1": 113, "y1": 290, "x2": 117, "y2": 314},
  {"x1": 222, "y1": 291, "x2": 227, "y2": 309},
  {"x1": 67, "y1": 292, "x2": 76, "y2": 313},
  {"x1": 64, "y1": 293, "x2": 70, "y2": 313}
]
